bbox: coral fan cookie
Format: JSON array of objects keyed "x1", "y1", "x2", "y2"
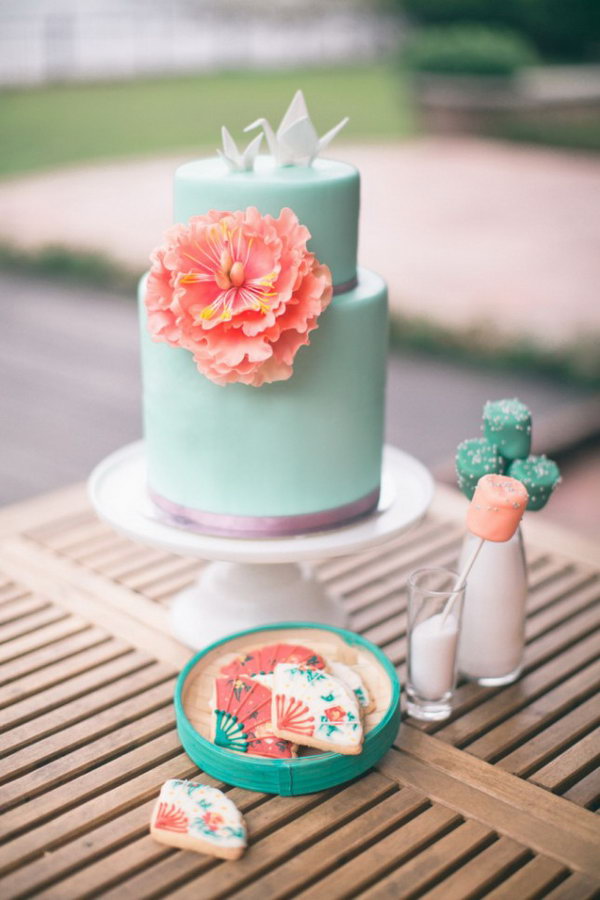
[
  {"x1": 220, "y1": 643, "x2": 326, "y2": 680},
  {"x1": 150, "y1": 780, "x2": 246, "y2": 859},
  {"x1": 211, "y1": 675, "x2": 295, "y2": 759},
  {"x1": 328, "y1": 660, "x2": 374, "y2": 713},
  {"x1": 272, "y1": 663, "x2": 363, "y2": 755},
  {"x1": 455, "y1": 437, "x2": 504, "y2": 500},
  {"x1": 508, "y1": 455, "x2": 561, "y2": 511},
  {"x1": 483, "y1": 398, "x2": 532, "y2": 461}
]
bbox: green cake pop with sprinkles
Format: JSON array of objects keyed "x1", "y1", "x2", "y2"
[
  {"x1": 508, "y1": 455, "x2": 561, "y2": 511},
  {"x1": 456, "y1": 398, "x2": 560, "y2": 512},
  {"x1": 483, "y1": 398, "x2": 532, "y2": 461},
  {"x1": 455, "y1": 437, "x2": 505, "y2": 500}
]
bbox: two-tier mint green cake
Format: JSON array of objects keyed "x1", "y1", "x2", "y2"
[{"x1": 139, "y1": 93, "x2": 388, "y2": 537}]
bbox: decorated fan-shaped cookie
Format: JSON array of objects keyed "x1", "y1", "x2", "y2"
[
  {"x1": 220, "y1": 643, "x2": 326, "y2": 679},
  {"x1": 329, "y1": 660, "x2": 373, "y2": 712},
  {"x1": 150, "y1": 779, "x2": 247, "y2": 859},
  {"x1": 272, "y1": 663, "x2": 363, "y2": 755},
  {"x1": 211, "y1": 675, "x2": 295, "y2": 759}
]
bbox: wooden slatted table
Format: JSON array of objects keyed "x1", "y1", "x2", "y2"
[{"x1": 0, "y1": 482, "x2": 598, "y2": 899}]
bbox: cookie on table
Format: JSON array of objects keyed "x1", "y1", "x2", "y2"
[
  {"x1": 507, "y1": 454, "x2": 561, "y2": 511},
  {"x1": 328, "y1": 660, "x2": 374, "y2": 713},
  {"x1": 210, "y1": 675, "x2": 296, "y2": 759},
  {"x1": 150, "y1": 780, "x2": 246, "y2": 859},
  {"x1": 271, "y1": 663, "x2": 363, "y2": 755}
]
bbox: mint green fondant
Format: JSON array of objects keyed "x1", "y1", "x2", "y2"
[
  {"x1": 174, "y1": 156, "x2": 359, "y2": 286},
  {"x1": 140, "y1": 268, "x2": 387, "y2": 519},
  {"x1": 214, "y1": 711, "x2": 248, "y2": 752}
]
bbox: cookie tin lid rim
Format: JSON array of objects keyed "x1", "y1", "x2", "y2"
[{"x1": 174, "y1": 621, "x2": 400, "y2": 768}]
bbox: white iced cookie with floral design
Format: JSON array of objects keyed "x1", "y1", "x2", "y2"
[
  {"x1": 271, "y1": 663, "x2": 363, "y2": 755},
  {"x1": 150, "y1": 779, "x2": 246, "y2": 859},
  {"x1": 328, "y1": 660, "x2": 374, "y2": 713}
]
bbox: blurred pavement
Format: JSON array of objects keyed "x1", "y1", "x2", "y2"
[
  {"x1": 2, "y1": 271, "x2": 598, "y2": 537},
  {"x1": 1, "y1": 138, "x2": 599, "y2": 348}
]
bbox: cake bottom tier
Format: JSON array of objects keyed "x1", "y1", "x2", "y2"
[{"x1": 139, "y1": 267, "x2": 388, "y2": 538}]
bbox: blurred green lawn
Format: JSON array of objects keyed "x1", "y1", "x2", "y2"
[{"x1": 0, "y1": 65, "x2": 414, "y2": 179}]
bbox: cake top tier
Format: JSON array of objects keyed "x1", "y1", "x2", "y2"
[
  {"x1": 173, "y1": 91, "x2": 358, "y2": 287},
  {"x1": 174, "y1": 155, "x2": 360, "y2": 288}
]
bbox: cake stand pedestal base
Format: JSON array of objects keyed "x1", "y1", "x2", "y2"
[
  {"x1": 171, "y1": 561, "x2": 345, "y2": 648},
  {"x1": 89, "y1": 442, "x2": 433, "y2": 650}
]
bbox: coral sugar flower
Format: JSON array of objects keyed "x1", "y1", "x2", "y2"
[
  {"x1": 145, "y1": 207, "x2": 332, "y2": 387},
  {"x1": 324, "y1": 706, "x2": 346, "y2": 722}
]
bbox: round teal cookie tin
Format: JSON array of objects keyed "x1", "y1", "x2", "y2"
[{"x1": 174, "y1": 622, "x2": 401, "y2": 796}]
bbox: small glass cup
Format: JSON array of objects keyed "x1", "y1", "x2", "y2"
[{"x1": 406, "y1": 567, "x2": 465, "y2": 721}]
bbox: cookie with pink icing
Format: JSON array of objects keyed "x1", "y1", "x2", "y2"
[{"x1": 467, "y1": 474, "x2": 529, "y2": 542}]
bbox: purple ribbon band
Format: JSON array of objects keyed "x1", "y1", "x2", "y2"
[
  {"x1": 332, "y1": 276, "x2": 358, "y2": 296},
  {"x1": 149, "y1": 486, "x2": 380, "y2": 539}
]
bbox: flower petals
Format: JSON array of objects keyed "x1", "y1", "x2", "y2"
[{"x1": 145, "y1": 207, "x2": 332, "y2": 386}]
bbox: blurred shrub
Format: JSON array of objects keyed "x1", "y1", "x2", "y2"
[
  {"x1": 403, "y1": 25, "x2": 537, "y2": 77},
  {"x1": 395, "y1": 0, "x2": 600, "y2": 60}
]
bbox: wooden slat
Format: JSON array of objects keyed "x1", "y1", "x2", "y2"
[
  {"x1": 561, "y1": 769, "x2": 600, "y2": 809},
  {"x1": 542, "y1": 871, "x2": 600, "y2": 899},
  {"x1": 95, "y1": 789, "x2": 326, "y2": 900},
  {"x1": 0, "y1": 538, "x2": 191, "y2": 667},
  {"x1": 0, "y1": 638, "x2": 139, "y2": 709},
  {"x1": 463, "y1": 660, "x2": 600, "y2": 764},
  {"x1": 41, "y1": 784, "x2": 268, "y2": 899},
  {"x1": 483, "y1": 856, "x2": 567, "y2": 900},
  {"x1": 0, "y1": 594, "x2": 50, "y2": 626},
  {"x1": 352, "y1": 819, "x2": 494, "y2": 899},
  {"x1": 0, "y1": 583, "x2": 29, "y2": 605},
  {"x1": 232, "y1": 787, "x2": 429, "y2": 900},
  {"x1": 0, "y1": 661, "x2": 174, "y2": 758},
  {"x1": 0, "y1": 482, "x2": 598, "y2": 898},
  {"x1": 1, "y1": 704, "x2": 176, "y2": 811},
  {"x1": 494, "y1": 698, "x2": 600, "y2": 778},
  {"x1": 0, "y1": 614, "x2": 90, "y2": 667},
  {"x1": 0, "y1": 730, "x2": 184, "y2": 846},
  {"x1": 0, "y1": 677, "x2": 175, "y2": 782},
  {"x1": 292, "y1": 806, "x2": 462, "y2": 900},
  {"x1": 0, "y1": 647, "x2": 152, "y2": 733},
  {"x1": 530, "y1": 728, "x2": 600, "y2": 793},
  {"x1": 418, "y1": 837, "x2": 532, "y2": 900},
  {"x1": 0, "y1": 604, "x2": 68, "y2": 645},
  {"x1": 0, "y1": 756, "x2": 199, "y2": 897},
  {"x1": 0, "y1": 625, "x2": 110, "y2": 687},
  {"x1": 382, "y1": 728, "x2": 600, "y2": 877},
  {"x1": 162, "y1": 774, "x2": 400, "y2": 899},
  {"x1": 436, "y1": 628, "x2": 600, "y2": 748}
]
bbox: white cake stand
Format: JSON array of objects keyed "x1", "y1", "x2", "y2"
[{"x1": 88, "y1": 442, "x2": 433, "y2": 649}]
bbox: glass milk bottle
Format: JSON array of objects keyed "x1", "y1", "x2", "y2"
[{"x1": 457, "y1": 528, "x2": 527, "y2": 685}]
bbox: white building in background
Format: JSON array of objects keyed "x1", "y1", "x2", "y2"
[{"x1": 0, "y1": 0, "x2": 400, "y2": 86}]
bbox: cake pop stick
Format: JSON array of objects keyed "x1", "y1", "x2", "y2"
[{"x1": 440, "y1": 475, "x2": 529, "y2": 626}]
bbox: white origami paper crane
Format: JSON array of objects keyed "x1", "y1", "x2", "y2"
[
  {"x1": 217, "y1": 126, "x2": 263, "y2": 172},
  {"x1": 244, "y1": 90, "x2": 349, "y2": 167}
]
